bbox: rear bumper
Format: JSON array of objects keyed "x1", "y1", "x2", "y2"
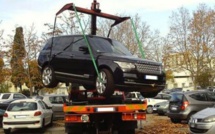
[
  {"x1": 3, "y1": 120, "x2": 42, "y2": 129},
  {"x1": 167, "y1": 112, "x2": 188, "y2": 120}
]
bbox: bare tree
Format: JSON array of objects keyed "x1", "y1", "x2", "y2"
[
  {"x1": 24, "y1": 24, "x2": 43, "y2": 96},
  {"x1": 166, "y1": 4, "x2": 215, "y2": 88}
]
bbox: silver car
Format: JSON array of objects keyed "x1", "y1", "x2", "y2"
[
  {"x1": 189, "y1": 106, "x2": 215, "y2": 134},
  {"x1": 42, "y1": 94, "x2": 68, "y2": 120}
]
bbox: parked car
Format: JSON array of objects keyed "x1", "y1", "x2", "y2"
[
  {"x1": 167, "y1": 90, "x2": 215, "y2": 123},
  {"x1": 2, "y1": 99, "x2": 53, "y2": 134},
  {"x1": 38, "y1": 35, "x2": 166, "y2": 98},
  {"x1": 188, "y1": 106, "x2": 215, "y2": 134},
  {"x1": 154, "y1": 101, "x2": 169, "y2": 115},
  {"x1": 42, "y1": 94, "x2": 68, "y2": 120},
  {"x1": 147, "y1": 93, "x2": 171, "y2": 114},
  {"x1": 0, "y1": 99, "x2": 23, "y2": 110},
  {"x1": 0, "y1": 109, "x2": 5, "y2": 127},
  {"x1": 125, "y1": 92, "x2": 145, "y2": 101},
  {"x1": 0, "y1": 93, "x2": 27, "y2": 103},
  {"x1": 125, "y1": 92, "x2": 171, "y2": 114}
]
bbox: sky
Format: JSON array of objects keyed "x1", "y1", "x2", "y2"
[{"x1": 0, "y1": 0, "x2": 214, "y2": 38}]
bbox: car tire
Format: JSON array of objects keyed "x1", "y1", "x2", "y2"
[
  {"x1": 49, "y1": 114, "x2": 53, "y2": 127},
  {"x1": 96, "y1": 68, "x2": 114, "y2": 98},
  {"x1": 42, "y1": 65, "x2": 59, "y2": 88},
  {"x1": 146, "y1": 106, "x2": 153, "y2": 114},
  {"x1": 3, "y1": 129, "x2": 11, "y2": 134},
  {"x1": 39, "y1": 119, "x2": 45, "y2": 133},
  {"x1": 140, "y1": 92, "x2": 158, "y2": 98},
  {"x1": 170, "y1": 118, "x2": 181, "y2": 123}
]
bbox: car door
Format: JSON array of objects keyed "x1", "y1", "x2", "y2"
[
  {"x1": 51, "y1": 36, "x2": 74, "y2": 75},
  {"x1": 189, "y1": 92, "x2": 212, "y2": 111},
  {"x1": 38, "y1": 100, "x2": 51, "y2": 125},
  {"x1": 68, "y1": 36, "x2": 94, "y2": 80},
  {"x1": 49, "y1": 96, "x2": 64, "y2": 119},
  {"x1": 205, "y1": 92, "x2": 215, "y2": 106}
]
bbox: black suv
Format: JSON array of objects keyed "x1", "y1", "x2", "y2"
[
  {"x1": 38, "y1": 35, "x2": 166, "y2": 97},
  {"x1": 167, "y1": 90, "x2": 215, "y2": 123}
]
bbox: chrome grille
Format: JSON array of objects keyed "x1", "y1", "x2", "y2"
[{"x1": 135, "y1": 63, "x2": 161, "y2": 74}]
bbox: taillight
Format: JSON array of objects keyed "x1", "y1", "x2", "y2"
[
  {"x1": 3, "y1": 113, "x2": 8, "y2": 117},
  {"x1": 34, "y1": 111, "x2": 42, "y2": 116},
  {"x1": 181, "y1": 101, "x2": 189, "y2": 110}
]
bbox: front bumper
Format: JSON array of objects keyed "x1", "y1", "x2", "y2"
[{"x1": 189, "y1": 119, "x2": 215, "y2": 134}]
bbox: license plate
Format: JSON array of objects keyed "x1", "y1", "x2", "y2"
[
  {"x1": 171, "y1": 107, "x2": 177, "y2": 111},
  {"x1": 145, "y1": 75, "x2": 158, "y2": 80},
  {"x1": 153, "y1": 107, "x2": 157, "y2": 111},
  {"x1": 15, "y1": 115, "x2": 27, "y2": 119}
]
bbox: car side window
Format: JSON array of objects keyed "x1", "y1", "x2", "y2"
[
  {"x1": 162, "y1": 94, "x2": 171, "y2": 100},
  {"x1": 154, "y1": 94, "x2": 162, "y2": 99},
  {"x1": 189, "y1": 93, "x2": 207, "y2": 101},
  {"x1": 14, "y1": 94, "x2": 26, "y2": 99},
  {"x1": 49, "y1": 96, "x2": 64, "y2": 104},
  {"x1": 2, "y1": 94, "x2": 10, "y2": 99},
  {"x1": 206, "y1": 92, "x2": 215, "y2": 101},
  {"x1": 38, "y1": 101, "x2": 46, "y2": 109},
  {"x1": 72, "y1": 37, "x2": 86, "y2": 52}
]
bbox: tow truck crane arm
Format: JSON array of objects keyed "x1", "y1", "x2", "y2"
[{"x1": 55, "y1": 1, "x2": 130, "y2": 35}]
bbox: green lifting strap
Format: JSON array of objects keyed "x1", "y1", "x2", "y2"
[
  {"x1": 73, "y1": 4, "x2": 103, "y2": 82},
  {"x1": 130, "y1": 18, "x2": 145, "y2": 59}
]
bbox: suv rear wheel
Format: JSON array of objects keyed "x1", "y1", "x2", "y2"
[
  {"x1": 42, "y1": 66, "x2": 59, "y2": 88},
  {"x1": 96, "y1": 69, "x2": 114, "y2": 97}
]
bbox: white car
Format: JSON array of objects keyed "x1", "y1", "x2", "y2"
[
  {"x1": 42, "y1": 94, "x2": 68, "y2": 120},
  {"x1": 125, "y1": 92, "x2": 171, "y2": 114},
  {"x1": 2, "y1": 99, "x2": 53, "y2": 134},
  {"x1": 0, "y1": 93, "x2": 27, "y2": 103}
]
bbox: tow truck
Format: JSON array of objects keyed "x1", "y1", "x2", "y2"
[{"x1": 53, "y1": 1, "x2": 148, "y2": 133}]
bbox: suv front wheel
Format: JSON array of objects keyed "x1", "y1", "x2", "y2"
[
  {"x1": 42, "y1": 66, "x2": 59, "y2": 88},
  {"x1": 96, "y1": 69, "x2": 114, "y2": 97}
]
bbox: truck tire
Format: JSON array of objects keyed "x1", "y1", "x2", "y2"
[
  {"x1": 146, "y1": 106, "x2": 153, "y2": 114},
  {"x1": 3, "y1": 129, "x2": 11, "y2": 134},
  {"x1": 96, "y1": 68, "x2": 114, "y2": 98}
]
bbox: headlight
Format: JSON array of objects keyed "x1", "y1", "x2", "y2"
[
  {"x1": 202, "y1": 115, "x2": 215, "y2": 123},
  {"x1": 114, "y1": 61, "x2": 135, "y2": 70}
]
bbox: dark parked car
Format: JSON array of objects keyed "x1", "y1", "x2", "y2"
[
  {"x1": 38, "y1": 35, "x2": 166, "y2": 98},
  {"x1": 0, "y1": 109, "x2": 5, "y2": 127},
  {"x1": 167, "y1": 90, "x2": 215, "y2": 123},
  {"x1": 0, "y1": 99, "x2": 21, "y2": 110}
]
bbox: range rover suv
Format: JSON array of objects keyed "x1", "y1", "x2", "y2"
[{"x1": 38, "y1": 35, "x2": 166, "y2": 97}]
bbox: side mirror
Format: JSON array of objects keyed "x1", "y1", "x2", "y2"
[{"x1": 79, "y1": 46, "x2": 89, "y2": 52}]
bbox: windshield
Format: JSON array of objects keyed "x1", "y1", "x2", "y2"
[
  {"x1": 170, "y1": 93, "x2": 183, "y2": 102},
  {"x1": 89, "y1": 37, "x2": 133, "y2": 56},
  {"x1": 7, "y1": 102, "x2": 37, "y2": 111}
]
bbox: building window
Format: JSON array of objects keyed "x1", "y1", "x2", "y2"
[
  {"x1": 189, "y1": 83, "x2": 193, "y2": 87},
  {"x1": 174, "y1": 83, "x2": 178, "y2": 88},
  {"x1": 182, "y1": 83, "x2": 185, "y2": 88}
]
